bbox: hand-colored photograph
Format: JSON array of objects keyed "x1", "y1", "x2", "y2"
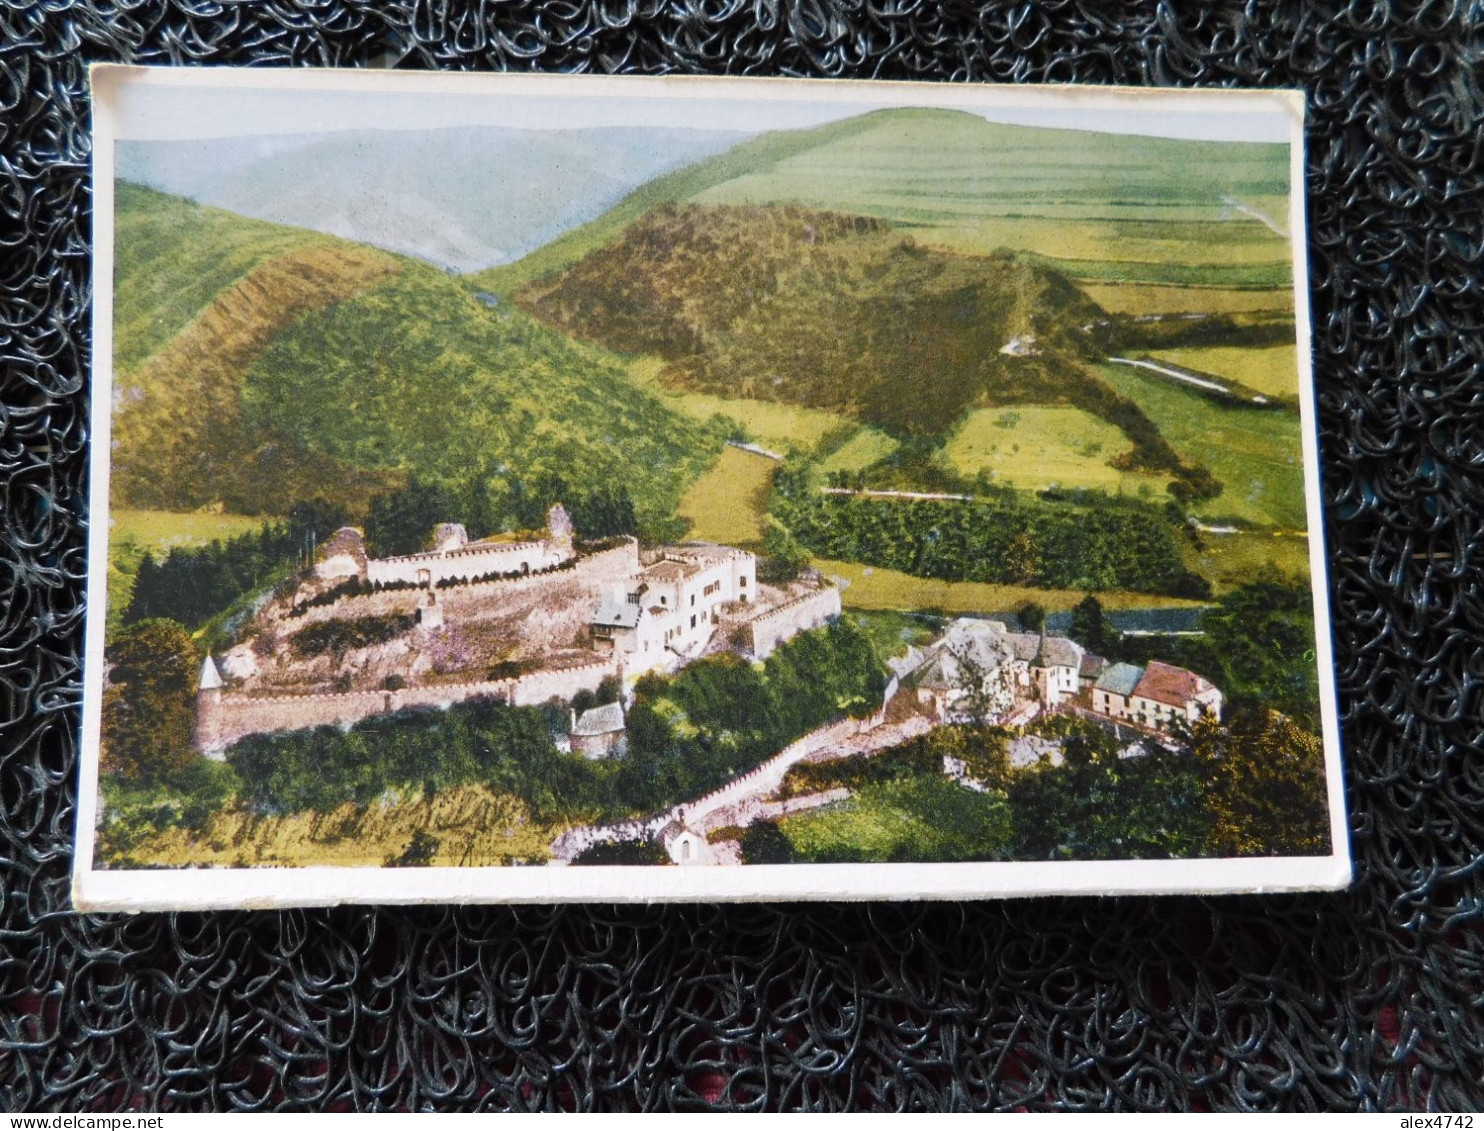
[{"x1": 77, "y1": 69, "x2": 1346, "y2": 908}]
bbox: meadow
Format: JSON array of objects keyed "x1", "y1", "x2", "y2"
[
  {"x1": 107, "y1": 509, "x2": 276, "y2": 634},
  {"x1": 630, "y1": 357, "x2": 855, "y2": 454},
  {"x1": 817, "y1": 426, "x2": 900, "y2": 476},
  {"x1": 1080, "y1": 282, "x2": 1294, "y2": 317},
  {"x1": 1183, "y1": 529, "x2": 1313, "y2": 594},
  {"x1": 943, "y1": 406, "x2": 1173, "y2": 497},
  {"x1": 676, "y1": 446, "x2": 776, "y2": 546},
  {"x1": 1150, "y1": 344, "x2": 1302, "y2": 401},
  {"x1": 1097, "y1": 362, "x2": 1308, "y2": 529}
]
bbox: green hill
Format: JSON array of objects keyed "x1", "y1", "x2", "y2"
[
  {"x1": 111, "y1": 185, "x2": 726, "y2": 526},
  {"x1": 472, "y1": 107, "x2": 1294, "y2": 314}
]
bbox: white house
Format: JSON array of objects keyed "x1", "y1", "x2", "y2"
[
  {"x1": 591, "y1": 544, "x2": 756, "y2": 673},
  {"x1": 1092, "y1": 659, "x2": 1222, "y2": 729},
  {"x1": 1129, "y1": 660, "x2": 1223, "y2": 727}
]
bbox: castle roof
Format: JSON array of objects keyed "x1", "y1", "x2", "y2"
[
  {"x1": 593, "y1": 599, "x2": 641, "y2": 629},
  {"x1": 1094, "y1": 662, "x2": 1144, "y2": 698},
  {"x1": 198, "y1": 655, "x2": 223, "y2": 691},
  {"x1": 642, "y1": 559, "x2": 701, "y2": 582},
  {"x1": 1132, "y1": 660, "x2": 1213, "y2": 708},
  {"x1": 572, "y1": 701, "x2": 625, "y2": 737}
]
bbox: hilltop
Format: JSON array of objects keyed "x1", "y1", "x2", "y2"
[
  {"x1": 514, "y1": 201, "x2": 1217, "y2": 500},
  {"x1": 474, "y1": 107, "x2": 1295, "y2": 321},
  {"x1": 110, "y1": 184, "x2": 726, "y2": 524}
]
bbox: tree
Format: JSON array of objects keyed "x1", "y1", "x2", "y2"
[
  {"x1": 365, "y1": 477, "x2": 459, "y2": 557},
  {"x1": 1069, "y1": 593, "x2": 1110, "y2": 653},
  {"x1": 572, "y1": 839, "x2": 669, "y2": 865},
  {"x1": 103, "y1": 619, "x2": 199, "y2": 782},
  {"x1": 1195, "y1": 708, "x2": 1330, "y2": 857},
  {"x1": 740, "y1": 821, "x2": 796, "y2": 864},
  {"x1": 1016, "y1": 601, "x2": 1046, "y2": 633}
]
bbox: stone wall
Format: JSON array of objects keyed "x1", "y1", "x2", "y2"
[
  {"x1": 506, "y1": 656, "x2": 620, "y2": 707},
  {"x1": 365, "y1": 538, "x2": 571, "y2": 587},
  {"x1": 289, "y1": 539, "x2": 640, "y2": 628},
  {"x1": 746, "y1": 587, "x2": 843, "y2": 659},
  {"x1": 201, "y1": 653, "x2": 624, "y2": 753}
]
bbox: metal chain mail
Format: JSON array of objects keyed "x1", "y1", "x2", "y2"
[{"x1": 2, "y1": 0, "x2": 1481, "y2": 1112}]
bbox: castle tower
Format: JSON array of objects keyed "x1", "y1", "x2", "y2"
[
  {"x1": 546, "y1": 503, "x2": 575, "y2": 557},
  {"x1": 193, "y1": 654, "x2": 224, "y2": 755},
  {"x1": 416, "y1": 587, "x2": 444, "y2": 630}
]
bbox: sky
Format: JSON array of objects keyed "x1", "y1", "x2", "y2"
[{"x1": 105, "y1": 71, "x2": 1296, "y2": 145}]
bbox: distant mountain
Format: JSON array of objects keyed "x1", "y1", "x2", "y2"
[
  {"x1": 471, "y1": 107, "x2": 1292, "y2": 297},
  {"x1": 117, "y1": 126, "x2": 745, "y2": 273}
]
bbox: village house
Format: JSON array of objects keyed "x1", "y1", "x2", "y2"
[
  {"x1": 1091, "y1": 659, "x2": 1221, "y2": 728},
  {"x1": 900, "y1": 618, "x2": 1220, "y2": 737},
  {"x1": 590, "y1": 543, "x2": 757, "y2": 672},
  {"x1": 1129, "y1": 660, "x2": 1223, "y2": 727},
  {"x1": 569, "y1": 701, "x2": 627, "y2": 759}
]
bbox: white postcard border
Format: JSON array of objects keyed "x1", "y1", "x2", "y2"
[{"x1": 75, "y1": 66, "x2": 1350, "y2": 911}]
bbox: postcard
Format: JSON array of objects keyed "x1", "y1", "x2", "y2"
[{"x1": 75, "y1": 66, "x2": 1348, "y2": 909}]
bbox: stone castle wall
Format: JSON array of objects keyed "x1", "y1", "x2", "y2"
[
  {"x1": 200, "y1": 656, "x2": 622, "y2": 753},
  {"x1": 289, "y1": 540, "x2": 640, "y2": 628},
  {"x1": 746, "y1": 587, "x2": 843, "y2": 659},
  {"x1": 365, "y1": 537, "x2": 571, "y2": 587}
]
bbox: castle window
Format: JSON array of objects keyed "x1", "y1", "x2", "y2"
[
  {"x1": 627, "y1": 592, "x2": 639, "y2": 605},
  {"x1": 690, "y1": 594, "x2": 695, "y2": 606},
  {"x1": 690, "y1": 615, "x2": 696, "y2": 629},
  {"x1": 740, "y1": 576, "x2": 747, "y2": 587}
]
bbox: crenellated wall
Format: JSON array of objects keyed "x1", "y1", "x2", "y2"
[
  {"x1": 365, "y1": 537, "x2": 571, "y2": 587},
  {"x1": 290, "y1": 539, "x2": 640, "y2": 627},
  {"x1": 746, "y1": 587, "x2": 842, "y2": 659},
  {"x1": 199, "y1": 656, "x2": 624, "y2": 753}
]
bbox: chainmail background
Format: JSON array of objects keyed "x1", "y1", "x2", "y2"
[{"x1": 2, "y1": 0, "x2": 1482, "y2": 1112}]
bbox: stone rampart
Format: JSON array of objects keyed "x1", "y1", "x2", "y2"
[
  {"x1": 203, "y1": 655, "x2": 623, "y2": 752},
  {"x1": 507, "y1": 656, "x2": 620, "y2": 707},
  {"x1": 366, "y1": 538, "x2": 571, "y2": 587},
  {"x1": 290, "y1": 539, "x2": 640, "y2": 627},
  {"x1": 747, "y1": 587, "x2": 843, "y2": 659}
]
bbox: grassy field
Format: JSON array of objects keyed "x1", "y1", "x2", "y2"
[
  {"x1": 780, "y1": 775, "x2": 1011, "y2": 863},
  {"x1": 943, "y1": 406, "x2": 1173, "y2": 497},
  {"x1": 818, "y1": 426, "x2": 900, "y2": 475},
  {"x1": 1150, "y1": 344, "x2": 1302, "y2": 401},
  {"x1": 1097, "y1": 363, "x2": 1307, "y2": 529},
  {"x1": 653, "y1": 385, "x2": 853, "y2": 454},
  {"x1": 842, "y1": 609, "x2": 940, "y2": 663},
  {"x1": 907, "y1": 216, "x2": 1290, "y2": 267},
  {"x1": 1184, "y1": 529, "x2": 1313, "y2": 593},
  {"x1": 676, "y1": 446, "x2": 776, "y2": 546},
  {"x1": 1079, "y1": 282, "x2": 1294, "y2": 317},
  {"x1": 107, "y1": 509, "x2": 275, "y2": 634},
  {"x1": 816, "y1": 557, "x2": 1208, "y2": 616},
  {"x1": 96, "y1": 784, "x2": 564, "y2": 869}
]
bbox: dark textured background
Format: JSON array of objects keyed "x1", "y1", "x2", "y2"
[{"x1": 2, "y1": 0, "x2": 1482, "y2": 1112}]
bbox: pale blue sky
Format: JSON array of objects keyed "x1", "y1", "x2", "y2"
[{"x1": 109, "y1": 74, "x2": 1294, "y2": 145}]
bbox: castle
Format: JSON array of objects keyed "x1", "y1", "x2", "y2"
[{"x1": 193, "y1": 505, "x2": 841, "y2": 756}]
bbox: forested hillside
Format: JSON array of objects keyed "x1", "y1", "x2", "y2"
[{"x1": 110, "y1": 184, "x2": 727, "y2": 527}]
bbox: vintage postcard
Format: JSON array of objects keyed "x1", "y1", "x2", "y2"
[{"x1": 76, "y1": 67, "x2": 1348, "y2": 909}]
